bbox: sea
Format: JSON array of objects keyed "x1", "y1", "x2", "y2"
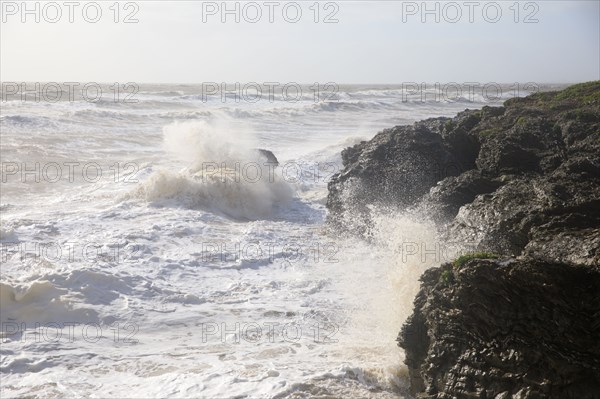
[{"x1": 0, "y1": 83, "x2": 553, "y2": 398}]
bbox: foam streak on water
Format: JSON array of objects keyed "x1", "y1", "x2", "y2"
[{"x1": 0, "y1": 84, "x2": 513, "y2": 398}]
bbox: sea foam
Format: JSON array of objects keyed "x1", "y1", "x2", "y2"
[{"x1": 127, "y1": 120, "x2": 294, "y2": 220}]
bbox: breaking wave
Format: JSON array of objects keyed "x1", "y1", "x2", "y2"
[{"x1": 125, "y1": 120, "x2": 294, "y2": 220}]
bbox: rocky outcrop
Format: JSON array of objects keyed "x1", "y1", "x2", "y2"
[
  {"x1": 326, "y1": 82, "x2": 600, "y2": 397},
  {"x1": 327, "y1": 81, "x2": 600, "y2": 264},
  {"x1": 397, "y1": 258, "x2": 600, "y2": 399},
  {"x1": 327, "y1": 121, "x2": 465, "y2": 234},
  {"x1": 256, "y1": 148, "x2": 279, "y2": 166}
]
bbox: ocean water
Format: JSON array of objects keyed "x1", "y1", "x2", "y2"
[{"x1": 0, "y1": 84, "x2": 536, "y2": 398}]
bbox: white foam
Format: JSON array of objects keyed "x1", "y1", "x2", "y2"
[
  {"x1": 0, "y1": 85, "x2": 503, "y2": 397},
  {"x1": 125, "y1": 120, "x2": 294, "y2": 219},
  {"x1": 0, "y1": 280, "x2": 98, "y2": 326},
  {"x1": 128, "y1": 168, "x2": 293, "y2": 220}
]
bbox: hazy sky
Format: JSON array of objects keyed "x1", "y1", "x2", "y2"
[{"x1": 1, "y1": 1, "x2": 598, "y2": 83}]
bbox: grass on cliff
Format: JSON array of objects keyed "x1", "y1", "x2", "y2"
[
  {"x1": 505, "y1": 81, "x2": 600, "y2": 109},
  {"x1": 479, "y1": 127, "x2": 503, "y2": 137},
  {"x1": 439, "y1": 253, "x2": 500, "y2": 286},
  {"x1": 453, "y1": 252, "x2": 499, "y2": 268},
  {"x1": 553, "y1": 81, "x2": 600, "y2": 105},
  {"x1": 439, "y1": 269, "x2": 455, "y2": 286}
]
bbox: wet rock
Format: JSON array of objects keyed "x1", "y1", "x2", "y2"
[
  {"x1": 418, "y1": 170, "x2": 503, "y2": 223},
  {"x1": 326, "y1": 82, "x2": 600, "y2": 397},
  {"x1": 326, "y1": 123, "x2": 463, "y2": 234},
  {"x1": 327, "y1": 81, "x2": 600, "y2": 262},
  {"x1": 397, "y1": 258, "x2": 600, "y2": 399},
  {"x1": 256, "y1": 148, "x2": 279, "y2": 166}
]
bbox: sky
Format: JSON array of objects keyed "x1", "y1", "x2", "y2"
[{"x1": 1, "y1": 0, "x2": 599, "y2": 84}]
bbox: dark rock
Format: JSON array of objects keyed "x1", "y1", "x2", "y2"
[
  {"x1": 447, "y1": 163, "x2": 600, "y2": 265},
  {"x1": 474, "y1": 114, "x2": 564, "y2": 175},
  {"x1": 326, "y1": 82, "x2": 600, "y2": 397},
  {"x1": 398, "y1": 258, "x2": 600, "y2": 399},
  {"x1": 256, "y1": 148, "x2": 279, "y2": 166},
  {"x1": 396, "y1": 83, "x2": 600, "y2": 396},
  {"x1": 440, "y1": 109, "x2": 483, "y2": 168},
  {"x1": 419, "y1": 170, "x2": 503, "y2": 223},
  {"x1": 326, "y1": 123, "x2": 465, "y2": 235},
  {"x1": 327, "y1": 81, "x2": 600, "y2": 262}
]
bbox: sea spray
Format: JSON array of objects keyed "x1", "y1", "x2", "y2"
[
  {"x1": 127, "y1": 120, "x2": 294, "y2": 219},
  {"x1": 162, "y1": 119, "x2": 260, "y2": 171},
  {"x1": 318, "y1": 205, "x2": 442, "y2": 393},
  {"x1": 1, "y1": 84, "x2": 505, "y2": 398}
]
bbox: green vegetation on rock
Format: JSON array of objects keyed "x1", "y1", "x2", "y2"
[
  {"x1": 516, "y1": 116, "x2": 529, "y2": 126},
  {"x1": 439, "y1": 269, "x2": 455, "y2": 286},
  {"x1": 505, "y1": 81, "x2": 600, "y2": 109},
  {"x1": 479, "y1": 127, "x2": 502, "y2": 137},
  {"x1": 453, "y1": 252, "x2": 499, "y2": 268},
  {"x1": 444, "y1": 120, "x2": 455, "y2": 131},
  {"x1": 554, "y1": 81, "x2": 600, "y2": 105}
]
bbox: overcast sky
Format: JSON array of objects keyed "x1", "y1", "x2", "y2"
[{"x1": 1, "y1": 1, "x2": 598, "y2": 83}]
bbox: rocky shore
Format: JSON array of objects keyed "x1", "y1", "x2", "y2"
[
  {"x1": 398, "y1": 258, "x2": 600, "y2": 399},
  {"x1": 326, "y1": 82, "x2": 600, "y2": 398}
]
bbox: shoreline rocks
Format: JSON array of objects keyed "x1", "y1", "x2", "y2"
[
  {"x1": 326, "y1": 82, "x2": 600, "y2": 397},
  {"x1": 327, "y1": 81, "x2": 600, "y2": 263},
  {"x1": 397, "y1": 258, "x2": 600, "y2": 399}
]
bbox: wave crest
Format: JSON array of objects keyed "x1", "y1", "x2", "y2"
[{"x1": 127, "y1": 120, "x2": 294, "y2": 219}]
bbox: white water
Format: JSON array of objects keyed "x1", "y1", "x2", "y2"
[{"x1": 0, "y1": 84, "x2": 517, "y2": 398}]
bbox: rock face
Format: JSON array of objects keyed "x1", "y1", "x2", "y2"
[
  {"x1": 327, "y1": 121, "x2": 464, "y2": 234},
  {"x1": 327, "y1": 81, "x2": 600, "y2": 264},
  {"x1": 326, "y1": 82, "x2": 600, "y2": 397},
  {"x1": 256, "y1": 148, "x2": 279, "y2": 165},
  {"x1": 397, "y1": 258, "x2": 600, "y2": 399}
]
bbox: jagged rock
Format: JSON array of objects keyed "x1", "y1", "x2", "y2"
[
  {"x1": 327, "y1": 81, "x2": 600, "y2": 263},
  {"x1": 326, "y1": 82, "x2": 600, "y2": 397},
  {"x1": 326, "y1": 122, "x2": 464, "y2": 234},
  {"x1": 418, "y1": 170, "x2": 503, "y2": 222},
  {"x1": 398, "y1": 258, "x2": 600, "y2": 399},
  {"x1": 256, "y1": 148, "x2": 279, "y2": 165}
]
